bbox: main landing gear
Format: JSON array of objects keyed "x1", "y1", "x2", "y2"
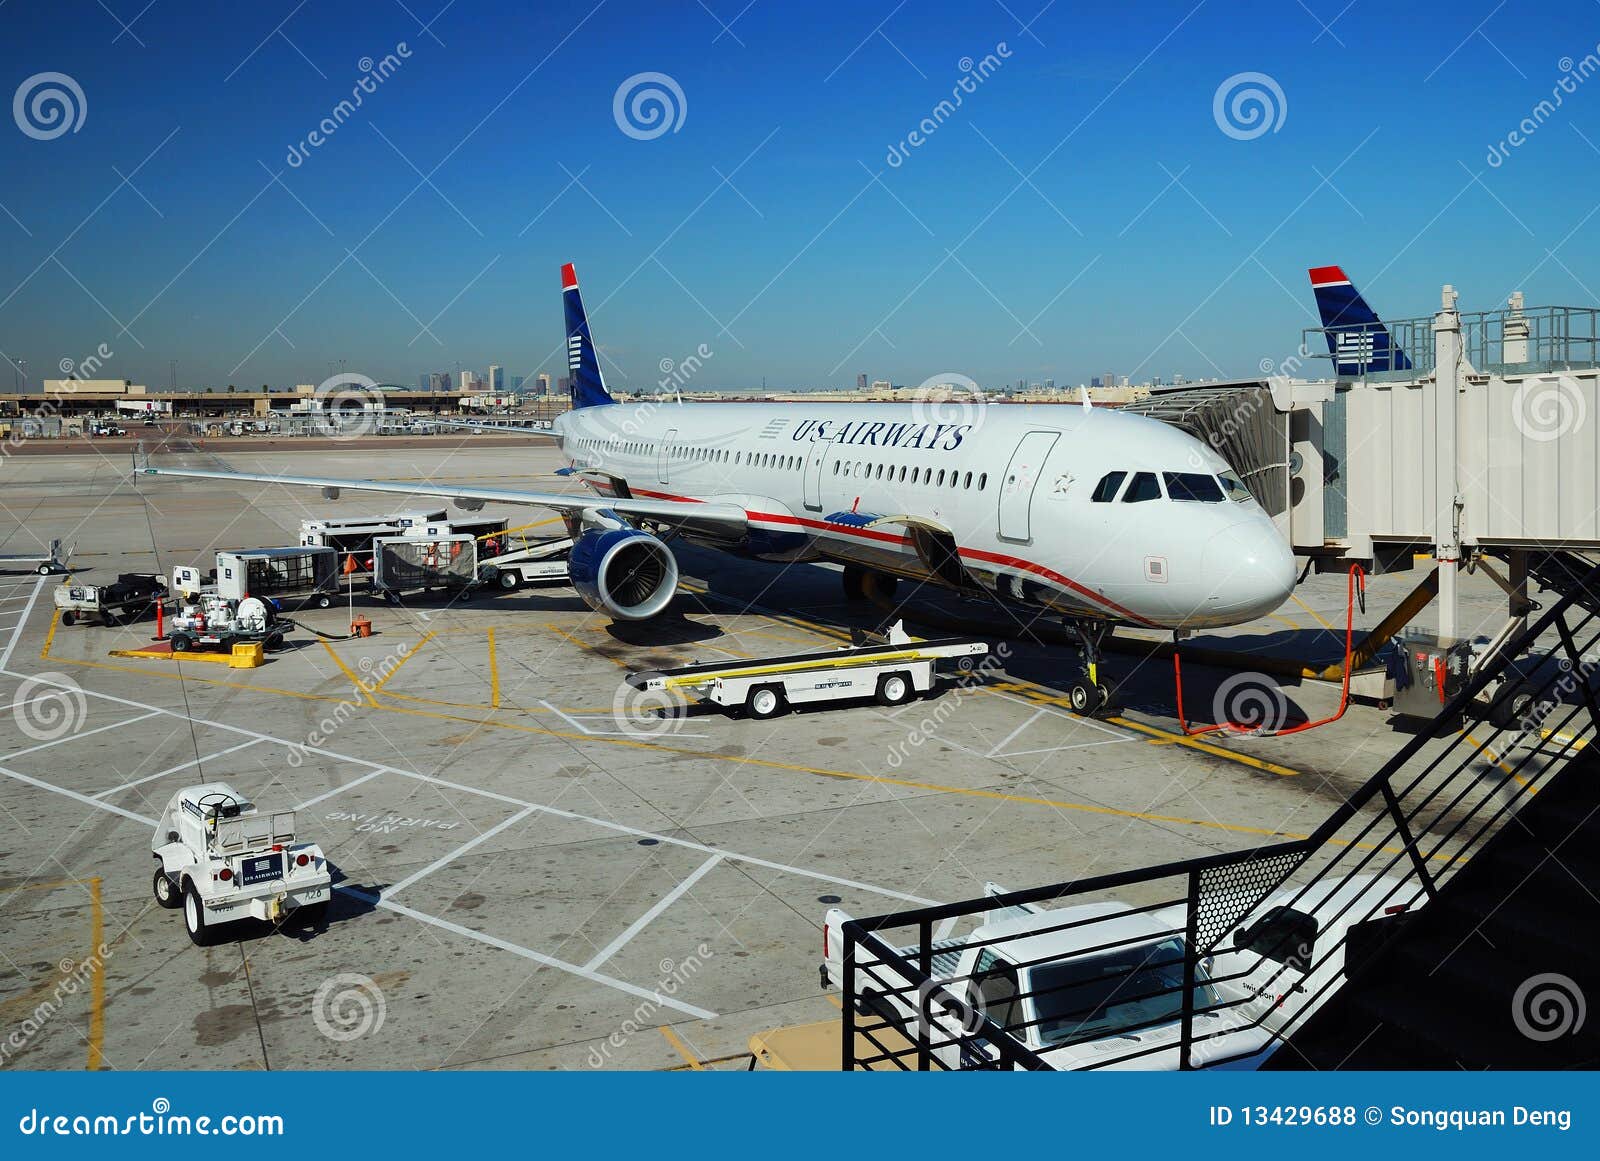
[{"x1": 1065, "y1": 620, "x2": 1113, "y2": 716}]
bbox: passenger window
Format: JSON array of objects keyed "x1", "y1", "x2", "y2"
[
  {"x1": 1163, "y1": 472, "x2": 1225, "y2": 502},
  {"x1": 1091, "y1": 471, "x2": 1127, "y2": 502},
  {"x1": 1122, "y1": 472, "x2": 1161, "y2": 503},
  {"x1": 978, "y1": 472, "x2": 987, "y2": 490}
]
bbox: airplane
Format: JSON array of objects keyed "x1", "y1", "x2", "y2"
[
  {"x1": 137, "y1": 262, "x2": 1297, "y2": 714},
  {"x1": 1308, "y1": 265, "x2": 1414, "y2": 377}
]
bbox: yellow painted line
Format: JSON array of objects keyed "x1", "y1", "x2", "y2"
[
  {"x1": 40, "y1": 648, "x2": 358, "y2": 706},
  {"x1": 487, "y1": 628, "x2": 501, "y2": 709},
  {"x1": 369, "y1": 631, "x2": 434, "y2": 693},
  {"x1": 88, "y1": 876, "x2": 104, "y2": 1071},
  {"x1": 40, "y1": 609, "x2": 60, "y2": 659},
  {"x1": 544, "y1": 622, "x2": 631, "y2": 669},
  {"x1": 1267, "y1": 613, "x2": 1301, "y2": 633},
  {"x1": 1108, "y1": 716, "x2": 1300, "y2": 778},
  {"x1": 10, "y1": 877, "x2": 105, "y2": 1070},
  {"x1": 1290, "y1": 594, "x2": 1335, "y2": 633},
  {"x1": 658, "y1": 1024, "x2": 704, "y2": 1070},
  {"x1": 320, "y1": 640, "x2": 379, "y2": 706}
]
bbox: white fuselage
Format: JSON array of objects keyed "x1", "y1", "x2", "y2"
[{"x1": 554, "y1": 400, "x2": 1295, "y2": 630}]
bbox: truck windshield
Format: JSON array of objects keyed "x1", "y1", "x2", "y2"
[{"x1": 1028, "y1": 937, "x2": 1216, "y2": 1045}]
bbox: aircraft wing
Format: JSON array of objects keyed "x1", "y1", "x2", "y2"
[
  {"x1": 134, "y1": 465, "x2": 749, "y2": 536},
  {"x1": 428, "y1": 417, "x2": 558, "y2": 436}
]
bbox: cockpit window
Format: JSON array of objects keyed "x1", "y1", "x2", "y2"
[
  {"x1": 1090, "y1": 471, "x2": 1127, "y2": 502},
  {"x1": 1219, "y1": 471, "x2": 1253, "y2": 503},
  {"x1": 1122, "y1": 472, "x2": 1161, "y2": 503},
  {"x1": 1163, "y1": 472, "x2": 1225, "y2": 502}
]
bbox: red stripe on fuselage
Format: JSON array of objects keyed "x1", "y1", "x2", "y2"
[{"x1": 585, "y1": 478, "x2": 1153, "y2": 626}]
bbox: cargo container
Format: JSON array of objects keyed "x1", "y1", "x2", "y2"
[{"x1": 216, "y1": 547, "x2": 339, "y2": 608}]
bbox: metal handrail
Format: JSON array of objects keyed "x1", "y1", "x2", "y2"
[{"x1": 840, "y1": 557, "x2": 1600, "y2": 1069}]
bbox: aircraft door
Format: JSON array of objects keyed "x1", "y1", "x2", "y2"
[
  {"x1": 997, "y1": 431, "x2": 1060, "y2": 542},
  {"x1": 658, "y1": 428, "x2": 677, "y2": 484},
  {"x1": 803, "y1": 433, "x2": 835, "y2": 511}
]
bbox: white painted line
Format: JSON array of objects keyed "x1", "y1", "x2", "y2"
[
  {"x1": 295, "y1": 768, "x2": 387, "y2": 812},
  {"x1": 585, "y1": 854, "x2": 724, "y2": 971},
  {"x1": 0, "y1": 765, "x2": 156, "y2": 826},
  {"x1": 998, "y1": 737, "x2": 1132, "y2": 759},
  {"x1": 385, "y1": 766, "x2": 937, "y2": 905},
  {"x1": 538, "y1": 698, "x2": 707, "y2": 739},
  {"x1": 984, "y1": 688, "x2": 1131, "y2": 739},
  {"x1": 0, "y1": 577, "x2": 43, "y2": 672},
  {"x1": 342, "y1": 888, "x2": 718, "y2": 1019},
  {"x1": 92, "y1": 738, "x2": 264, "y2": 799},
  {"x1": 383, "y1": 805, "x2": 538, "y2": 899},
  {"x1": 985, "y1": 707, "x2": 1046, "y2": 758},
  {"x1": 0, "y1": 594, "x2": 33, "y2": 604},
  {"x1": 0, "y1": 711, "x2": 163, "y2": 764}
]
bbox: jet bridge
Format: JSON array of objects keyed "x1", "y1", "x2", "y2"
[{"x1": 1127, "y1": 287, "x2": 1600, "y2": 654}]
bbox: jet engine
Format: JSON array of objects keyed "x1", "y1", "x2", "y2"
[{"x1": 567, "y1": 527, "x2": 679, "y2": 621}]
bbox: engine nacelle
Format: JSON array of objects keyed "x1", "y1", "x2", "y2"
[{"x1": 568, "y1": 528, "x2": 679, "y2": 621}]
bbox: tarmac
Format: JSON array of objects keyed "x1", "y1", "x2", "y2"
[{"x1": 0, "y1": 441, "x2": 1536, "y2": 1070}]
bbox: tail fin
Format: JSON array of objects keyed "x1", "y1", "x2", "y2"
[
  {"x1": 562, "y1": 262, "x2": 615, "y2": 408},
  {"x1": 1308, "y1": 265, "x2": 1413, "y2": 376}
]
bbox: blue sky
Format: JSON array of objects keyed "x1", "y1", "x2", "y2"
[{"x1": 2, "y1": 0, "x2": 1599, "y2": 393}]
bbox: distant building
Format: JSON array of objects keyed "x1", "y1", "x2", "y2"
[
  {"x1": 536, "y1": 372, "x2": 552, "y2": 396},
  {"x1": 457, "y1": 370, "x2": 473, "y2": 390},
  {"x1": 1045, "y1": 378, "x2": 1055, "y2": 390},
  {"x1": 557, "y1": 375, "x2": 570, "y2": 397},
  {"x1": 857, "y1": 373, "x2": 868, "y2": 390},
  {"x1": 511, "y1": 374, "x2": 525, "y2": 393},
  {"x1": 1090, "y1": 376, "x2": 1102, "y2": 388},
  {"x1": 488, "y1": 364, "x2": 503, "y2": 391},
  {"x1": 869, "y1": 379, "x2": 891, "y2": 393}
]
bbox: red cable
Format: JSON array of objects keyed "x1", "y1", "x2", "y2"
[{"x1": 1173, "y1": 563, "x2": 1367, "y2": 738}]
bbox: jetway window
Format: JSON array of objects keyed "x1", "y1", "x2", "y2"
[
  {"x1": 1091, "y1": 471, "x2": 1127, "y2": 502},
  {"x1": 1162, "y1": 472, "x2": 1224, "y2": 502},
  {"x1": 1122, "y1": 472, "x2": 1161, "y2": 503}
]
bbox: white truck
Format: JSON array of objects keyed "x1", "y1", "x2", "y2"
[
  {"x1": 821, "y1": 874, "x2": 1423, "y2": 1070},
  {"x1": 151, "y1": 782, "x2": 332, "y2": 945}
]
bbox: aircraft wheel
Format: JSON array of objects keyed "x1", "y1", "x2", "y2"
[
  {"x1": 841, "y1": 565, "x2": 868, "y2": 603},
  {"x1": 1068, "y1": 681, "x2": 1103, "y2": 715},
  {"x1": 1096, "y1": 684, "x2": 1111, "y2": 711}
]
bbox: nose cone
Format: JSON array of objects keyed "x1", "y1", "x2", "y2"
[{"x1": 1201, "y1": 520, "x2": 1297, "y2": 622}]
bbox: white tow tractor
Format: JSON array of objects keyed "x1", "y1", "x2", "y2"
[
  {"x1": 625, "y1": 621, "x2": 989, "y2": 719},
  {"x1": 168, "y1": 594, "x2": 286, "y2": 653},
  {"x1": 151, "y1": 783, "x2": 332, "y2": 945}
]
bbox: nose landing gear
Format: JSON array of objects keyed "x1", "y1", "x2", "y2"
[{"x1": 1066, "y1": 620, "x2": 1113, "y2": 716}]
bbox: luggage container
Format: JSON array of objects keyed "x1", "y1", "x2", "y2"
[
  {"x1": 298, "y1": 509, "x2": 447, "y2": 555},
  {"x1": 372, "y1": 534, "x2": 478, "y2": 603},
  {"x1": 216, "y1": 547, "x2": 339, "y2": 609}
]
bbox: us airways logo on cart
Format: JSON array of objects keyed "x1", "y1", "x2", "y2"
[{"x1": 791, "y1": 417, "x2": 975, "y2": 451}]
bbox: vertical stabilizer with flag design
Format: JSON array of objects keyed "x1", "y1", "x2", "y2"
[{"x1": 563, "y1": 262, "x2": 616, "y2": 409}]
